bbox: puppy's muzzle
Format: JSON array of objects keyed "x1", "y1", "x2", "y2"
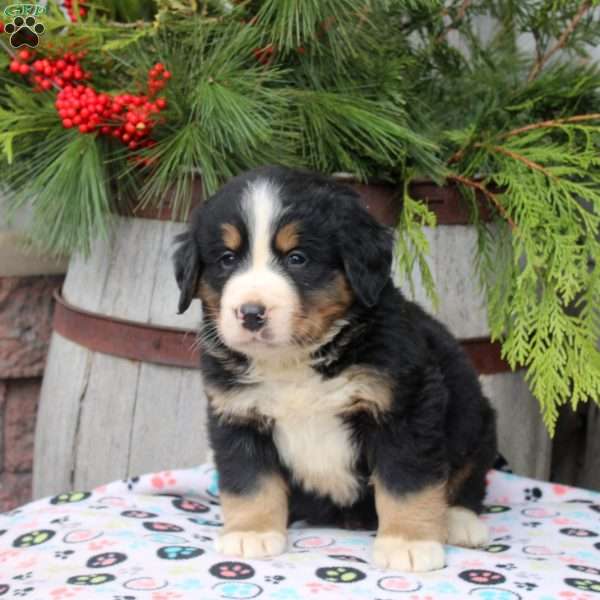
[{"x1": 238, "y1": 303, "x2": 267, "y2": 332}]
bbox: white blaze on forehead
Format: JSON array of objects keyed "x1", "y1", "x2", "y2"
[
  {"x1": 218, "y1": 178, "x2": 299, "y2": 354},
  {"x1": 244, "y1": 179, "x2": 281, "y2": 269}
]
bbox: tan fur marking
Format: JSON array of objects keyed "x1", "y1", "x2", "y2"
[
  {"x1": 275, "y1": 222, "x2": 300, "y2": 254},
  {"x1": 294, "y1": 274, "x2": 353, "y2": 342},
  {"x1": 199, "y1": 280, "x2": 221, "y2": 320},
  {"x1": 220, "y1": 474, "x2": 288, "y2": 534},
  {"x1": 340, "y1": 367, "x2": 394, "y2": 417},
  {"x1": 374, "y1": 476, "x2": 448, "y2": 542},
  {"x1": 221, "y1": 223, "x2": 242, "y2": 251},
  {"x1": 447, "y1": 462, "x2": 473, "y2": 504}
]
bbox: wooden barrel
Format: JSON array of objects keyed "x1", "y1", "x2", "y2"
[{"x1": 33, "y1": 181, "x2": 551, "y2": 498}]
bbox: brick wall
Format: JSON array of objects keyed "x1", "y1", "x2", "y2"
[{"x1": 0, "y1": 275, "x2": 63, "y2": 512}]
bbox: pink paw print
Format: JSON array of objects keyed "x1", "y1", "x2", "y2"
[
  {"x1": 152, "y1": 593, "x2": 183, "y2": 600},
  {"x1": 151, "y1": 471, "x2": 177, "y2": 490}
]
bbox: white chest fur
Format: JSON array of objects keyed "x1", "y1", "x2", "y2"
[{"x1": 209, "y1": 362, "x2": 392, "y2": 506}]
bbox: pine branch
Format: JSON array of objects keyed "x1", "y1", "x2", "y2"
[
  {"x1": 475, "y1": 143, "x2": 555, "y2": 179},
  {"x1": 447, "y1": 174, "x2": 518, "y2": 231},
  {"x1": 527, "y1": 1, "x2": 593, "y2": 81},
  {"x1": 501, "y1": 113, "x2": 600, "y2": 139}
]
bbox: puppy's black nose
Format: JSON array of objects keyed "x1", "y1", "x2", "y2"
[{"x1": 240, "y1": 303, "x2": 266, "y2": 331}]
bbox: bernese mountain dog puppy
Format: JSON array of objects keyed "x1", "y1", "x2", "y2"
[{"x1": 174, "y1": 166, "x2": 497, "y2": 572}]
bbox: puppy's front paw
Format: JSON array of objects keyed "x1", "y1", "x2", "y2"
[
  {"x1": 373, "y1": 536, "x2": 445, "y2": 572},
  {"x1": 216, "y1": 530, "x2": 286, "y2": 559},
  {"x1": 447, "y1": 506, "x2": 488, "y2": 548}
]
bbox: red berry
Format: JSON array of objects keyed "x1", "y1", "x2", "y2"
[
  {"x1": 18, "y1": 50, "x2": 31, "y2": 61},
  {"x1": 128, "y1": 141, "x2": 138, "y2": 150},
  {"x1": 0, "y1": 21, "x2": 4, "y2": 34},
  {"x1": 79, "y1": 124, "x2": 89, "y2": 133},
  {"x1": 162, "y1": 71, "x2": 171, "y2": 79},
  {"x1": 156, "y1": 98, "x2": 167, "y2": 110},
  {"x1": 122, "y1": 133, "x2": 131, "y2": 142},
  {"x1": 100, "y1": 126, "x2": 111, "y2": 135},
  {"x1": 154, "y1": 63, "x2": 165, "y2": 72},
  {"x1": 18, "y1": 63, "x2": 30, "y2": 75},
  {"x1": 41, "y1": 80, "x2": 52, "y2": 90},
  {"x1": 73, "y1": 115, "x2": 82, "y2": 125},
  {"x1": 62, "y1": 118, "x2": 73, "y2": 128},
  {"x1": 9, "y1": 61, "x2": 21, "y2": 73}
]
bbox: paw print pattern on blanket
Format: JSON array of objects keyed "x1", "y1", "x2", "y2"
[{"x1": 0, "y1": 467, "x2": 600, "y2": 599}]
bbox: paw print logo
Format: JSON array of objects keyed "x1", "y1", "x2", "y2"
[
  {"x1": 264, "y1": 575, "x2": 285, "y2": 584},
  {"x1": 13, "y1": 587, "x2": 34, "y2": 597},
  {"x1": 172, "y1": 498, "x2": 209, "y2": 513},
  {"x1": 50, "y1": 492, "x2": 91, "y2": 505},
  {"x1": 211, "y1": 582, "x2": 263, "y2": 599},
  {"x1": 142, "y1": 522, "x2": 184, "y2": 533},
  {"x1": 315, "y1": 566, "x2": 367, "y2": 583},
  {"x1": 523, "y1": 521, "x2": 542, "y2": 528},
  {"x1": 209, "y1": 561, "x2": 255, "y2": 580},
  {"x1": 54, "y1": 550, "x2": 75, "y2": 560},
  {"x1": 12, "y1": 572, "x2": 33, "y2": 581},
  {"x1": 4, "y1": 16, "x2": 44, "y2": 48}
]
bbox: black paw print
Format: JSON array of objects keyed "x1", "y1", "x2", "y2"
[
  {"x1": 51, "y1": 517, "x2": 70, "y2": 525},
  {"x1": 264, "y1": 575, "x2": 285, "y2": 584},
  {"x1": 524, "y1": 487, "x2": 543, "y2": 501},
  {"x1": 12, "y1": 572, "x2": 32, "y2": 581},
  {"x1": 55, "y1": 550, "x2": 75, "y2": 559},
  {"x1": 523, "y1": 521, "x2": 542, "y2": 528},
  {"x1": 4, "y1": 16, "x2": 44, "y2": 49},
  {"x1": 13, "y1": 588, "x2": 34, "y2": 597},
  {"x1": 126, "y1": 476, "x2": 140, "y2": 490},
  {"x1": 515, "y1": 582, "x2": 538, "y2": 591}
]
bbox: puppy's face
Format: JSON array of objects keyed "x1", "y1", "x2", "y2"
[{"x1": 174, "y1": 167, "x2": 392, "y2": 359}]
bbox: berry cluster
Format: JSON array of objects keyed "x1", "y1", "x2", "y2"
[
  {"x1": 62, "y1": 0, "x2": 87, "y2": 22},
  {"x1": 147, "y1": 63, "x2": 171, "y2": 96},
  {"x1": 9, "y1": 50, "x2": 90, "y2": 91},
  {"x1": 55, "y1": 65, "x2": 168, "y2": 151}
]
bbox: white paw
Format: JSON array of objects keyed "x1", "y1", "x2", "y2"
[
  {"x1": 373, "y1": 536, "x2": 446, "y2": 572},
  {"x1": 447, "y1": 506, "x2": 488, "y2": 548},
  {"x1": 216, "y1": 530, "x2": 287, "y2": 559}
]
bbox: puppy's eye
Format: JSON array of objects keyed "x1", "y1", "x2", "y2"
[
  {"x1": 219, "y1": 251, "x2": 238, "y2": 269},
  {"x1": 286, "y1": 250, "x2": 307, "y2": 267}
]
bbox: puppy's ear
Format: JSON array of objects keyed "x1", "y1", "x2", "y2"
[
  {"x1": 338, "y1": 197, "x2": 393, "y2": 308},
  {"x1": 173, "y1": 231, "x2": 203, "y2": 314}
]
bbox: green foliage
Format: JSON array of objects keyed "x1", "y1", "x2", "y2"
[
  {"x1": 0, "y1": 0, "x2": 600, "y2": 429},
  {"x1": 456, "y1": 119, "x2": 600, "y2": 432}
]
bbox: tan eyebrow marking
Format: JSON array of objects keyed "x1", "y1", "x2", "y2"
[
  {"x1": 275, "y1": 221, "x2": 300, "y2": 254},
  {"x1": 221, "y1": 223, "x2": 242, "y2": 251}
]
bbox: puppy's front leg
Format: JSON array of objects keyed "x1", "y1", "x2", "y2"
[
  {"x1": 373, "y1": 476, "x2": 448, "y2": 572},
  {"x1": 218, "y1": 474, "x2": 288, "y2": 559}
]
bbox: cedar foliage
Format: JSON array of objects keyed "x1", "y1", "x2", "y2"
[{"x1": 1, "y1": 0, "x2": 600, "y2": 430}]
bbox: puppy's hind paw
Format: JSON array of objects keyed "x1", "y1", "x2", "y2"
[
  {"x1": 373, "y1": 536, "x2": 446, "y2": 572},
  {"x1": 216, "y1": 530, "x2": 286, "y2": 559},
  {"x1": 447, "y1": 506, "x2": 488, "y2": 548}
]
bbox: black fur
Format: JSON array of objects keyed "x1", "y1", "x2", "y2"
[{"x1": 174, "y1": 165, "x2": 497, "y2": 529}]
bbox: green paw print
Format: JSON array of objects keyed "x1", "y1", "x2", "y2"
[
  {"x1": 315, "y1": 566, "x2": 366, "y2": 583},
  {"x1": 12, "y1": 530, "x2": 55, "y2": 548},
  {"x1": 66, "y1": 574, "x2": 116, "y2": 586},
  {"x1": 564, "y1": 578, "x2": 600, "y2": 593},
  {"x1": 50, "y1": 491, "x2": 91, "y2": 505}
]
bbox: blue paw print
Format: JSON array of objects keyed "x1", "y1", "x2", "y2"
[
  {"x1": 157, "y1": 545, "x2": 204, "y2": 560},
  {"x1": 211, "y1": 582, "x2": 263, "y2": 599}
]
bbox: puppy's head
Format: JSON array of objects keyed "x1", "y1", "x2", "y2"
[{"x1": 174, "y1": 166, "x2": 392, "y2": 359}]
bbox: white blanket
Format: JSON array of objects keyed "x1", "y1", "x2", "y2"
[{"x1": 1, "y1": 466, "x2": 599, "y2": 599}]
